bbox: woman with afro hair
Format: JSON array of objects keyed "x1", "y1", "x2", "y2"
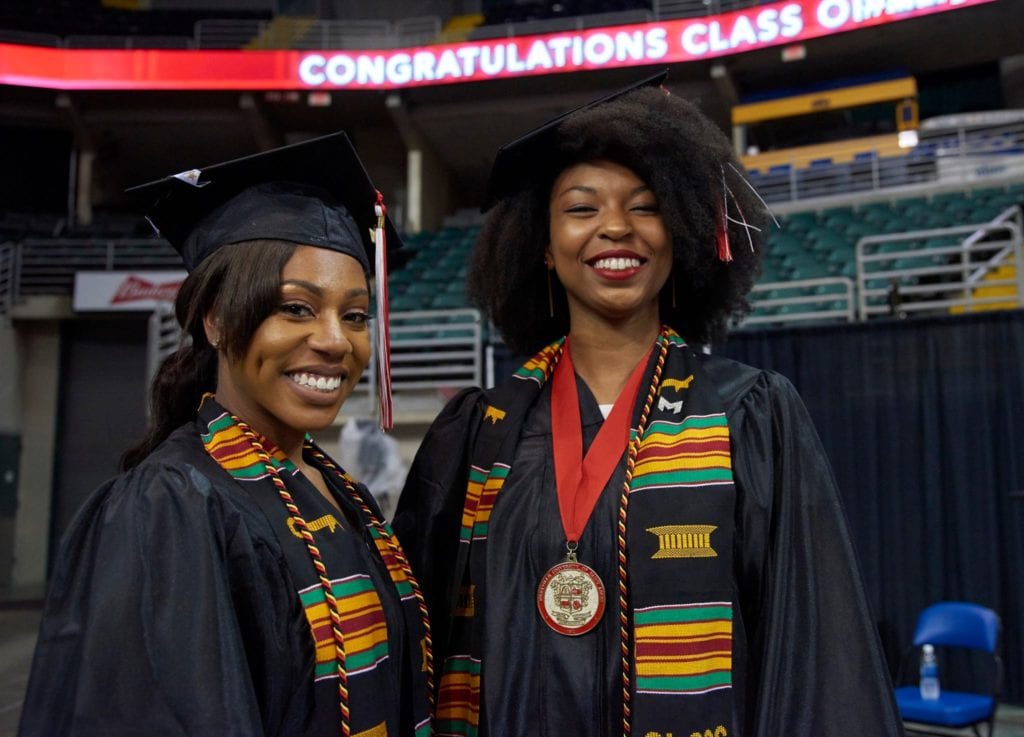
[{"x1": 394, "y1": 72, "x2": 902, "y2": 737}]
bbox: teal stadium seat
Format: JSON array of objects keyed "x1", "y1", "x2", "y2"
[
  {"x1": 432, "y1": 293, "x2": 467, "y2": 309},
  {"x1": 391, "y1": 293, "x2": 426, "y2": 312}
]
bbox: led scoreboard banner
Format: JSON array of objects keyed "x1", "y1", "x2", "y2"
[{"x1": 0, "y1": 0, "x2": 996, "y2": 91}]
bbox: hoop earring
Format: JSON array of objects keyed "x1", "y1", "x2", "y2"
[{"x1": 547, "y1": 269, "x2": 555, "y2": 318}]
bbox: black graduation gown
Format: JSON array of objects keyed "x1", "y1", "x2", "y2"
[
  {"x1": 19, "y1": 418, "x2": 413, "y2": 737},
  {"x1": 394, "y1": 353, "x2": 904, "y2": 737}
]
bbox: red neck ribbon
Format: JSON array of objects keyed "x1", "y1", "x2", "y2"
[{"x1": 550, "y1": 339, "x2": 652, "y2": 545}]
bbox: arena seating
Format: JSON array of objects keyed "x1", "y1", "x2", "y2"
[
  {"x1": 383, "y1": 183, "x2": 1024, "y2": 318},
  {"x1": 389, "y1": 226, "x2": 478, "y2": 312},
  {"x1": 0, "y1": 212, "x2": 65, "y2": 242},
  {"x1": 764, "y1": 184, "x2": 1023, "y2": 284},
  {"x1": 3, "y1": 183, "x2": 1018, "y2": 325}
]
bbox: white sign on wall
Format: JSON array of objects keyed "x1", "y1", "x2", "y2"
[{"x1": 73, "y1": 271, "x2": 187, "y2": 312}]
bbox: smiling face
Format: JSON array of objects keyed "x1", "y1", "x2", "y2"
[
  {"x1": 208, "y1": 245, "x2": 371, "y2": 452},
  {"x1": 547, "y1": 159, "x2": 673, "y2": 331}
]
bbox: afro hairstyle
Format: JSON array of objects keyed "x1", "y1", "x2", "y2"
[{"x1": 467, "y1": 85, "x2": 769, "y2": 356}]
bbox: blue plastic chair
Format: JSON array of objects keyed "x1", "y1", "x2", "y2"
[{"x1": 895, "y1": 601, "x2": 1002, "y2": 737}]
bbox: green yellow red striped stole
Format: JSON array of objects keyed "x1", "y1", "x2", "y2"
[
  {"x1": 631, "y1": 414, "x2": 732, "y2": 491},
  {"x1": 201, "y1": 410, "x2": 296, "y2": 478},
  {"x1": 199, "y1": 396, "x2": 433, "y2": 737},
  {"x1": 512, "y1": 338, "x2": 564, "y2": 386},
  {"x1": 459, "y1": 464, "x2": 509, "y2": 542},
  {"x1": 301, "y1": 574, "x2": 390, "y2": 680},
  {"x1": 633, "y1": 602, "x2": 733, "y2": 695},
  {"x1": 435, "y1": 656, "x2": 481, "y2": 736},
  {"x1": 437, "y1": 328, "x2": 736, "y2": 737},
  {"x1": 367, "y1": 523, "x2": 416, "y2": 599}
]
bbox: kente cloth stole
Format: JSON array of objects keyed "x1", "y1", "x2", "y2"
[
  {"x1": 437, "y1": 330, "x2": 736, "y2": 737},
  {"x1": 198, "y1": 397, "x2": 433, "y2": 737}
]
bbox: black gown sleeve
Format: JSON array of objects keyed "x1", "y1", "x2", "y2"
[
  {"x1": 18, "y1": 461, "x2": 312, "y2": 737},
  {"x1": 715, "y1": 361, "x2": 904, "y2": 736},
  {"x1": 393, "y1": 387, "x2": 484, "y2": 667}
]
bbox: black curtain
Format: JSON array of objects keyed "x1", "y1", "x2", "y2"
[{"x1": 720, "y1": 309, "x2": 1024, "y2": 704}]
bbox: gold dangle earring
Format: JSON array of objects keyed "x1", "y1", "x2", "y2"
[
  {"x1": 671, "y1": 270, "x2": 677, "y2": 310},
  {"x1": 547, "y1": 268, "x2": 555, "y2": 318}
]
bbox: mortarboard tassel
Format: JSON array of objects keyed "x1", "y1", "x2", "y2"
[
  {"x1": 716, "y1": 168, "x2": 734, "y2": 263},
  {"x1": 715, "y1": 202, "x2": 733, "y2": 263},
  {"x1": 374, "y1": 190, "x2": 393, "y2": 430}
]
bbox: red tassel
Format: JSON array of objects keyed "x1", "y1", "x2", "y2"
[
  {"x1": 373, "y1": 190, "x2": 393, "y2": 430},
  {"x1": 716, "y1": 204, "x2": 733, "y2": 263}
]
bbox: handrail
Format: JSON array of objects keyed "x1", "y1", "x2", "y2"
[
  {"x1": 0, "y1": 29, "x2": 61, "y2": 46},
  {"x1": 2, "y1": 1, "x2": 793, "y2": 51},
  {"x1": 747, "y1": 119, "x2": 1024, "y2": 206},
  {"x1": 468, "y1": 8, "x2": 653, "y2": 39},
  {"x1": 0, "y1": 242, "x2": 14, "y2": 317},
  {"x1": 394, "y1": 16, "x2": 444, "y2": 46},
  {"x1": 653, "y1": 0, "x2": 765, "y2": 18},
  {"x1": 966, "y1": 206, "x2": 1023, "y2": 284},
  {"x1": 14, "y1": 238, "x2": 181, "y2": 297},
  {"x1": 855, "y1": 208, "x2": 1023, "y2": 319},
  {"x1": 740, "y1": 277, "x2": 856, "y2": 327}
]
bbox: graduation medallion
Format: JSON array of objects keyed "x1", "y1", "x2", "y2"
[
  {"x1": 541, "y1": 339, "x2": 653, "y2": 637},
  {"x1": 537, "y1": 546, "x2": 606, "y2": 636}
]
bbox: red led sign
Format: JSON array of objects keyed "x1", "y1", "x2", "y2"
[{"x1": 0, "y1": 0, "x2": 996, "y2": 91}]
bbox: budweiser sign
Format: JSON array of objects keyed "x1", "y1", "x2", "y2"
[
  {"x1": 111, "y1": 275, "x2": 183, "y2": 304},
  {"x1": 73, "y1": 271, "x2": 188, "y2": 312}
]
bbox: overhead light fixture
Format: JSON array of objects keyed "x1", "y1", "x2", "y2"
[
  {"x1": 307, "y1": 91, "x2": 332, "y2": 107},
  {"x1": 898, "y1": 130, "x2": 919, "y2": 148},
  {"x1": 781, "y1": 44, "x2": 806, "y2": 62}
]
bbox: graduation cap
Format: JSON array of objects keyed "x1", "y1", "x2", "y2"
[
  {"x1": 128, "y1": 130, "x2": 401, "y2": 273},
  {"x1": 128, "y1": 131, "x2": 399, "y2": 429},
  {"x1": 483, "y1": 69, "x2": 668, "y2": 210}
]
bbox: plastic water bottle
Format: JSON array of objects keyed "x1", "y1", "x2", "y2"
[{"x1": 919, "y1": 643, "x2": 940, "y2": 700}]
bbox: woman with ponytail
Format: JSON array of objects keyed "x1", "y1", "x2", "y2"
[
  {"x1": 120, "y1": 237, "x2": 293, "y2": 470},
  {"x1": 19, "y1": 133, "x2": 433, "y2": 737}
]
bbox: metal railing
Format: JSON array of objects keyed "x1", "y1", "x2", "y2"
[
  {"x1": 0, "y1": 29, "x2": 61, "y2": 47},
  {"x1": 0, "y1": 243, "x2": 14, "y2": 317},
  {"x1": 12, "y1": 239, "x2": 181, "y2": 299},
  {"x1": 750, "y1": 120, "x2": 1024, "y2": 205},
  {"x1": 740, "y1": 277, "x2": 856, "y2": 327},
  {"x1": 395, "y1": 16, "x2": 445, "y2": 46},
  {"x1": 856, "y1": 206, "x2": 1023, "y2": 319},
  {"x1": 283, "y1": 19, "x2": 393, "y2": 50},
  {"x1": 387, "y1": 308, "x2": 483, "y2": 391},
  {"x1": 468, "y1": 8, "x2": 653, "y2": 39},
  {"x1": 147, "y1": 301, "x2": 181, "y2": 390},
  {"x1": 652, "y1": 0, "x2": 766, "y2": 19},
  {"x1": 65, "y1": 34, "x2": 193, "y2": 49},
  {"x1": 193, "y1": 18, "x2": 266, "y2": 48},
  {"x1": 3, "y1": 2, "x2": 776, "y2": 50}
]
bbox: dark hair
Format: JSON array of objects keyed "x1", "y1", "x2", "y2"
[
  {"x1": 121, "y1": 240, "x2": 297, "y2": 469},
  {"x1": 467, "y1": 86, "x2": 768, "y2": 356}
]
